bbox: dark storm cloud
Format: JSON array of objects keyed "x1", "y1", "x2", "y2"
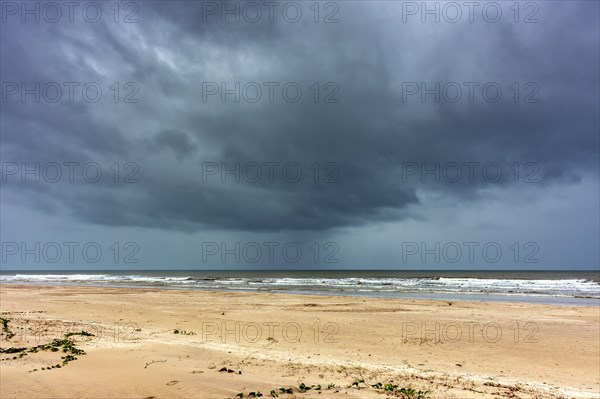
[
  {"x1": 1, "y1": 1, "x2": 598, "y2": 233},
  {"x1": 152, "y1": 129, "x2": 198, "y2": 158}
]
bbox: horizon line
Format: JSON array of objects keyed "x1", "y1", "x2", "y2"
[{"x1": 1, "y1": 269, "x2": 598, "y2": 272}]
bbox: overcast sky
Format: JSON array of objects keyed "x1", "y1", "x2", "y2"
[{"x1": 0, "y1": 1, "x2": 598, "y2": 270}]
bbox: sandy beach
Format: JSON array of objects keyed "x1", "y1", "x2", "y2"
[{"x1": 0, "y1": 284, "x2": 598, "y2": 399}]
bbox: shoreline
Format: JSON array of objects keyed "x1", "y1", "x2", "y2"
[
  {"x1": 1, "y1": 281, "x2": 599, "y2": 307},
  {"x1": 1, "y1": 284, "x2": 599, "y2": 398}
]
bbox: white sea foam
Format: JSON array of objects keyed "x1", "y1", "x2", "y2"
[{"x1": 1, "y1": 273, "x2": 598, "y2": 300}]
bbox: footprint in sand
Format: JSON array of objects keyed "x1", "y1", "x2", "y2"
[{"x1": 166, "y1": 380, "x2": 180, "y2": 386}]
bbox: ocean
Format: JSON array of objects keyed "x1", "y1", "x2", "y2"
[{"x1": 1, "y1": 270, "x2": 599, "y2": 305}]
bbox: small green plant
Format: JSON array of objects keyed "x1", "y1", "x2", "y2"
[
  {"x1": 26, "y1": 332, "x2": 88, "y2": 371},
  {"x1": 0, "y1": 347, "x2": 26, "y2": 354},
  {"x1": 41, "y1": 338, "x2": 86, "y2": 355},
  {"x1": 299, "y1": 382, "x2": 310, "y2": 392},
  {"x1": 384, "y1": 383, "x2": 397, "y2": 391},
  {"x1": 173, "y1": 329, "x2": 195, "y2": 335},
  {"x1": 269, "y1": 390, "x2": 278, "y2": 397},
  {"x1": 350, "y1": 379, "x2": 365, "y2": 388},
  {"x1": 65, "y1": 331, "x2": 95, "y2": 337},
  {"x1": 0, "y1": 318, "x2": 15, "y2": 339},
  {"x1": 400, "y1": 388, "x2": 429, "y2": 398},
  {"x1": 369, "y1": 383, "x2": 430, "y2": 398},
  {"x1": 61, "y1": 354, "x2": 77, "y2": 365}
]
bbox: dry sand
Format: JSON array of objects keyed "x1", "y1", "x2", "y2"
[{"x1": 0, "y1": 284, "x2": 598, "y2": 399}]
